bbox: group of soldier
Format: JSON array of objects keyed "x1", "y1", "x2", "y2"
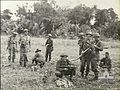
[
  {"x1": 55, "y1": 31, "x2": 104, "y2": 80},
  {"x1": 55, "y1": 31, "x2": 111, "y2": 81},
  {"x1": 7, "y1": 29, "x2": 31, "y2": 67},
  {"x1": 7, "y1": 28, "x2": 54, "y2": 67},
  {"x1": 7, "y1": 28, "x2": 112, "y2": 81},
  {"x1": 78, "y1": 31, "x2": 103, "y2": 80}
]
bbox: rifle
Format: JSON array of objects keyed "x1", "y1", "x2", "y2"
[
  {"x1": 71, "y1": 47, "x2": 90, "y2": 61},
  {"x1": 71, "y1": 39, "x2": 101, "y2": 62}
]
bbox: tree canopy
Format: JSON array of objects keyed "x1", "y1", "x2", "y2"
[{"x1": 1, "y1": 0, "x2": 120, "y2": 39}]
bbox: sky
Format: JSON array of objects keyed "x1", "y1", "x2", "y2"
[{"x1": 1, "y1": 0, "x2": 120, "y2": 19}]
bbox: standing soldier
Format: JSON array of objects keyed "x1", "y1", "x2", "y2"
[
  {"x1": 45, "y1": 34, "x2": 53, "y2": 62},
  {"x1": 7, "y1": 32, "x2": 18, "y2": 63},
  {"x1": 19, "y1": 29, "x2": 31, "y2": 67},
  {"x1": 80, "y1": 31, "x2": 94, "y2": 78},
  {"x1": 91, "y1": 33, "x2": 103, "y2": 80}
]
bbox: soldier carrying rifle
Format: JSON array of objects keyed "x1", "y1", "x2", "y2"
[{"x1": 79, "y1": 31, "x2": 95, "y2": 78}]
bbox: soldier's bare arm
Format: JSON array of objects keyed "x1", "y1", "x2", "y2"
[{"x1": 94, "y1": 41, "x2": 103, "y2": 51}]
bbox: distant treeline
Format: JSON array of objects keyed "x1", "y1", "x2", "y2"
[{"x1": 1, "y1": 0, "x2": 120, "y2": 39}]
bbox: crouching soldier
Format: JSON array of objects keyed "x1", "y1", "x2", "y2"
[
  {"x1": 32, "y1": 49, "x2": 45, "y2": 68},
  {"x1": 99, "y1": 52, "x2": 112, "y2": 72},
  {"x1": 7, "y1": 32, "x2": 18, "y2": 63},
  {"x1": 55, "y1": 55, "x2": 76, "y2": 80}
]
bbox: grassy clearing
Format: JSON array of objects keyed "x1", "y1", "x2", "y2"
[{"x1": 1, "y1": 35, "x2": 120, "y2": 90}]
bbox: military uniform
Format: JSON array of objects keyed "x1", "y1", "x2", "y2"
[
  {"x1": 91, "y1": 33, "x2": 103, "y2": 80},
  {"x1": 99, "y1": 52, "x2": 111, "y2": 72},
  {"x1": 19, "y1": 29, "x2": 30, "y2": 67},
  {"x1": 45, "y1": 34, "x2": 53, "y2": 62},
  {"x1": 32, "y1": 49, "x2": 45, "y2": 68},
  {"x1": 56, "y1": 55, "x2": 76, "y2": 79},
  {"x1": 78, "y1": 33, "x2": 85, "y2": 55},
  {"x1": 80, "y1": 39, "x2": 95, "y2": 77},
  {"x1": 7, "y1": 32, "x2": 17, "y2": 63},
  {"x1": 80, "y1": 31, "x2": 95, "y2": 78}
]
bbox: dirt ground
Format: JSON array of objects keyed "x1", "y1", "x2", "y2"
[{"x1": 1, "y1": 35, "x2": 120, "y2": 90}]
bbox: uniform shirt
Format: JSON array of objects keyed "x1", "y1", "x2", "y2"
[
  {"x1": 78, "y1": 38, "x2": 85, "y2": 55},
  {"x1": 56, "y1": 59, "x2": 72, "y2": 71},
  {"x1": 19, "y1": 34, "x2": 31, "y2": 53},
  {"x1": 7, "y1": 36, "x2": 17, "y2": 49},
  {"x1": 99, "y1": 57, "x2": 111, "y2": 68},
  {"x1": 81, "y1": 39, "x2": 94, "y2": 59},
  {"x1": 94, "y1": 40, "x2": 103, "y2": 59},
  {"x1": 81, "y1": 39, "x2": 90, "y2": 50},
  {"x1": 19, "y1": 34, "x2": 30, "y2": 47},
  {"x1": 45, "y1": 38, "x2": 53, "y2": 47}
]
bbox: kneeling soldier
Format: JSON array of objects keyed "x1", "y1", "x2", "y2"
[
  {"x1": 32, "y1": 49, "x2": 45, "y2": 68},
  {"x1": 55, "y1": 55, "x2": 76, "y2": 80}
]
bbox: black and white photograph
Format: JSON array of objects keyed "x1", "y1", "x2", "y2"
[{"x1": 1, "y1": 0, "x2": 120, "y2": 90}]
